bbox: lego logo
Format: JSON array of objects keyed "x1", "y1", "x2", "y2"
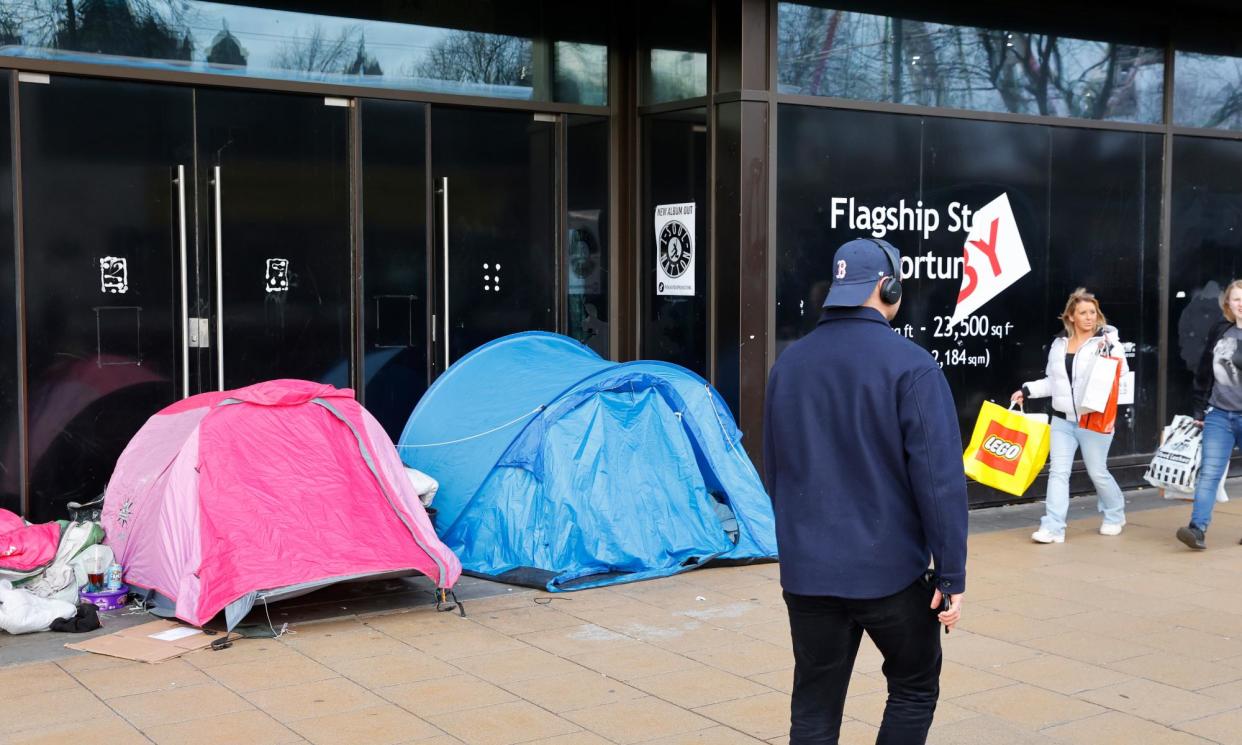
[{"x1": 982, "y1": 435, "x2": 1021, "y2": 460}]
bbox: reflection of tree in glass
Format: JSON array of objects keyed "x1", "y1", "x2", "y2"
[
  {"x1": 0, "y1": 6, "x2": 21, "y2": 45},
  {"x1": 270, "y1": 23, "x2": 382, "y2": 77},
  {"x1": 272, "y1": 23, "x2": 359, "y2": 74},
  {"x1": 1175, "y1": 54, "x2": 1242, "y2": 129},
  {"x1": 408, "y1": 31, "x2": 531, "y2": 86},
  {"x1": 777, "y1": 4, "x2": 1162, "y2": 122},
  {"x1": 977, "y1": 31, "x2": 1159, "y2": 120},
  {"x1": 10, "y1": 0, "x2": 191, "y2": 59}
]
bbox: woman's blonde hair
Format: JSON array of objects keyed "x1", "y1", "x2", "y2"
[
  {"x1": 1061, "y1": 287, "x2": 1107, "y2": 335},
  {"x1": 1221, "y1": 280, "x2": 1242, "y2": 323}
]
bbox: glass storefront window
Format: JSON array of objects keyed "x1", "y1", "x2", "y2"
[
  {"x1": 1168, "y1": 136, "x2": 1242, "y2": 419},
  {"x1": 555, "y1": 42, "x2": 608, "y2": 106},
  {"x1": 1174, "y1": 52, "x2": 1242, "y2": 130},
  {"x1": 647, "y1": 49, "x2": 708, "y2": 103},
  {"x1": 0, "y1": 71, "x2": 14, "y2": 515},
  {"x1": 360, "y1": 99, "x2": 429, "y2": 441},
  {"x1": 777, "y1": 3, "x2": 1164, "y2": 124},
  {"x1": 640, "y1": 0, "x2": 709, "y2": 104},
  {"x1": 642, "y1": 108, "x2": 709, "y2": 375},
  {"x1": 0, "y1": 1, "x2": 607, "y2": 105},
  {"x1": 776, "y1": 105, "x2": 1162, "y2": 458},
  {"x1": 566, "y1": 115, "x2": 611, "y2": 358}
]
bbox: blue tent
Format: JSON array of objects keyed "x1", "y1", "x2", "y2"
[{"x1": 397, "y1": 332, "x2": 778, "y2": 591}]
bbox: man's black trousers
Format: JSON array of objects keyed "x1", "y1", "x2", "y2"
[{"x1": 783, "y1": 579, "x2": 943, "y2": 745}]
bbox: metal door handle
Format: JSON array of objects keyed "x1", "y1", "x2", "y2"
[
  {"x1": 175, "y1": 165, "x2": 189, "y2": 398},
  {"x1": 212, "y1": 165, "x2": 224, "y2": 391},
  {"x1": 440, "y1": 176, "x2": 450, "y2": 371}
]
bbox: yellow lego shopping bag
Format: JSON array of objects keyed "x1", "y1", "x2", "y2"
[{"x1": 963, "y1": 401, "x2": 1051, "y2": 496}]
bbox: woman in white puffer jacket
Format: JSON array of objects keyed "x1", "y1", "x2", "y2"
[{"x1": 1011, "y1": 288, "x2": 1129, "y2": 543}]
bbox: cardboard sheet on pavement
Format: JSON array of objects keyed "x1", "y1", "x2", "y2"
[{"x1": 65, "y1": 619, "x2": 213, "y2": 663}]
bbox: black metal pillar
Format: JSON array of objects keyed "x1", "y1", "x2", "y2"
[{"x1": 711, "y1": 0, "x2": 773, "y2": 470}]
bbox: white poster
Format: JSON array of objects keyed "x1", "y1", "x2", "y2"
[
  {"x1": 654, "y1": 202, "x2": 696, "y2": 296},
  {"x1": 950, "y1": 193, "x2": 1029, "y2": 327}
]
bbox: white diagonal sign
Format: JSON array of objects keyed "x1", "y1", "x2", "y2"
[{"x1": 950, "y1": 193, "x2": 1029, "y2": 327}]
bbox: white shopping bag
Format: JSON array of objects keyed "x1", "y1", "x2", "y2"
[
  {"x1": 1147, "y1": 415, "x2": 1229, "y2": 502},
  {"x1": 1162, "y1": 479, "x2": 1230, "y2": 504},
  {"x1": 1079, "y1": 356, "x2": 1120, "y2": 414},
  {"x1": 1117, "y1": 371, "x2": 1135, "y2": 406}
]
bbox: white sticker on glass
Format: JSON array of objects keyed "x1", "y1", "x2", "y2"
[
  {"x1": 265, "y1": 258, "x2": 290, "y2": 292},
  {"x1": 100, "y1": 256, "x2": 128, "y2": 294},
  {"x1": 483, "y1": 263, "x2": 501, "y2": 293}
]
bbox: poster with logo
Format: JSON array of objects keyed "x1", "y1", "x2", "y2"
[{"x1": 654, "y1": 202, "x2": 695, "y2": 296}]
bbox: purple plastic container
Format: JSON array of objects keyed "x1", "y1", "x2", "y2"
[{"x1": 80, "y1": 584, "x2": 129, "y2": 611}]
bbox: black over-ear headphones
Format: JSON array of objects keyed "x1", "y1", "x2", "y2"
[{"x1": 869, "y1": 238, "x2": 903, "y2": 305}]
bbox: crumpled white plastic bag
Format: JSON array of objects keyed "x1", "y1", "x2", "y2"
[
  {"x1": 0, "y1": 579, "x2": 76, "y2": 634},
  {"x1": 404, "y1": 466, "x2": 439, "y2": 508},
  {"x1": 24, "y1": 563, "x2": 79, "y2": 605},
  {"x1": 26, "y1": 522, "x2": 106, "y2": 604}
]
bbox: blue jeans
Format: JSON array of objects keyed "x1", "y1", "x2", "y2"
[
  {"x1": 1041, "y1": 416, "x2": 1125, "y2": 535},
  {"x1": 1191, "y1": 408, "x2": 1242, "y2": 530}
]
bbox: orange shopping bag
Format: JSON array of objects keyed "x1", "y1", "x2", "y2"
[
  {"x1": 963, "y1": 401, "x2": 1051, "y2": 496},
  {"x1": 1079, "y1": 356, "x2": 1122, "y2": 434}
]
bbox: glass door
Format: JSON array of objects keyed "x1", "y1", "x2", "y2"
[
  {"x1": 359, "y1": 98, "x2": 429, "y2": 439},
  {"x1": 18, "y1": 75, "x2": 192, "y2": 521},
  {"x1": 196, "y1": 89, "x2": 352, "y2": 390},
  {"x1": 0, "y1": 71, "x2": 16, "y2": 515},
  {"x1": 641, "y1": 108, "x2": 709, "y2": 376},
  {"x1": 430, "y1": 107, "x2": 558, "y2": 367}
]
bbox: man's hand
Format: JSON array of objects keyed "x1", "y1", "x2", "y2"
[{"x1": 931, "y1": 589, "x2": 963, "y2": 631}]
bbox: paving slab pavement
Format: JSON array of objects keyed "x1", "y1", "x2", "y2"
[{"x1": 3, "y1": 484, "x2": 1242, "y2": 744}]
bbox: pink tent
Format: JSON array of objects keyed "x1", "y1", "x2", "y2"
[{"x1": 102, "y1": 379, "x2": 461, "y2": 628}]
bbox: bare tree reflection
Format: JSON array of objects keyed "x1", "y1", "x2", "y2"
[
  {"x1": 7, "y1": 0, "x2": 192, "y2": 58},
  {"x1": 408, "y1": 30, "x2": 530, "y2": 86},
  {"x1": 272, "y1": 23, "x2": 358, "y2": 74},
  {"x1": 778, "y1": 5, "x2": 1162, "y2": 122}
]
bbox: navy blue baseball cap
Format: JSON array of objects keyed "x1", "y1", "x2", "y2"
[{"x1": 823, "y1": 238, "x2": 901, "y2": 308}]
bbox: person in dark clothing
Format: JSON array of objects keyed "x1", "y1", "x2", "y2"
[
  {"x1": 765, "y1": 238, "x2": 969, "y2": 745},
  {"x1": 1179, "y1": 279, "x2": 1242, "y2": 549}
]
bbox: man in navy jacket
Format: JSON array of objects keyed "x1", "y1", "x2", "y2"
[{"x1": 765, "y1": 238, "x2": 968, "y2": 745}]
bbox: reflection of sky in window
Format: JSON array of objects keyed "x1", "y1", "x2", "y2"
[
  {"x1": 188, "y1": 3, "x2": 447, "y2": 72},
  {"x1": 648, "y1": 49, "x2": 708, "y2": 103},
  {"x1": 0, "y1": 1, "x2": 607, "y2": 103}
]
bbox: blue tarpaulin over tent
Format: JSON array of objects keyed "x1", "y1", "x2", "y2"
[{"x1": 397, "y1": 332, "x2": 778, "y2": 591}]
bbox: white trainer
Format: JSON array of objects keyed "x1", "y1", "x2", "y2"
[
  {"x1": 1099, "y1": 521, "x2": 1125, "y2": 536},
  {"x1": 1031, "y1": 528, "x2": 1065, "y2": 544}
]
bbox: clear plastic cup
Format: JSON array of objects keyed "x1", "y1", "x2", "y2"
[{"x1": 80, "y1": 545, "x2": 111, "y2": 592}]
